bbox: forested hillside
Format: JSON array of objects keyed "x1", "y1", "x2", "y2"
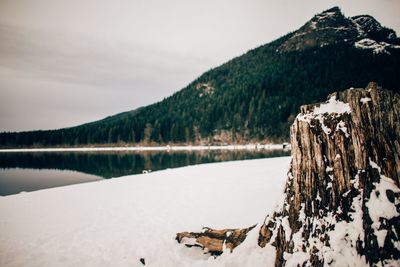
[{"x1": 1, "y1": 7, "x2": 400, "y2": 147}]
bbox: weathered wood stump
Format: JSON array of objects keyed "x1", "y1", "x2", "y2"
[{"x1": 260, "y1": 82, "x2": 400, "y2": 266}]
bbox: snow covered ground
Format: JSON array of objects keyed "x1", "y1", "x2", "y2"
[{"x1": 0, "y1": 157, "x2": 290, "y2": 267}]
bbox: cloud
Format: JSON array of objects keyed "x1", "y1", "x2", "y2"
[
  {"x1": 0, "y1": 0, "x2": 399, "y2": 131},
  {"x1": 0, "y1": 24, "x2": 209, "y2": 131}
]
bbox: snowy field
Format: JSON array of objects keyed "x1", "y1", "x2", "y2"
[{"x1": 0, "y1": 157, "x2": 290, "y2": 267}]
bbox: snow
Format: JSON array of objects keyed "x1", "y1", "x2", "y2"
[
  {"x1": 281, "y1": 217, "x2": 292, "y2": 242},
  {"x1": 366, "y1": 160, "x2": 400, "y2": 248},
  {"x1": 325, "y1": 191, "x2": 367, "y2": 267},
  {"x1": 284, "y1": 251, "x2": 308, "y2": 267},
  {"x1": 320, "y1": 120, "x2": 332, "y2": 135},
  {"x1": 375, "y1": 229, "x2": 388, "y2": 249},
  {"x1": 315, "y1": 10, "x2": 338, "y2": 21},
  {"x1": 310, "y1": 21, "x2": 317, "y2": 29},
  {"x1": 0, "y1": 157, "x2": 291, "y2": 267},
  {"x1": 360, "y1": 97, "x2": 371, "y2": 104},
  {"x1": 369, "y1": 159, "x2": 381, "y2": 171},
  {"x1": 313, "y1": 96, "x2": 351, "y2": 115},
  {"x1": 336, "y1": 120, "x2": 350, "y2": 137},
  {"x1": 354, "y1": 38, "x2": 400, "y2": 55},
  {"x1": 369, "y1": 177, "x2": 398, "y2": 219},
  {"x1": 320, "y1": 163, "x2": 399, "y2": 266},
  {"x1": 342, "y1": 190, "x2": 351, "y2": 197},
  {"x1": 0, "y1": 144, "x2": 288, "y2": 153},
  {"x1": 276, "y1": 159, "x2": 400, "y2": 267},
  {"x1": 297, "y1": 96, "x2": 351, "y2": 137},
  {"x1": 327, "y1": 182, "x2": 332, "y2": 189},
  {"x1": 196, "y1": 83, "x2": 214, "y2": 97},
  {"x1": 282, "y1": 173, "x2": 368, "y2": 267}
]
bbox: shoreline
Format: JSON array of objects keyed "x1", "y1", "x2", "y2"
[{"x1": 0, "y1": 143, "x2": 290, "y2": 153}]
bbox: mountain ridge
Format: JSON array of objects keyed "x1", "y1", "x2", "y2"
[
  {"x1": 278, "y1": 7, "x2": 399, "y2": 52},
  {"x1": 1, "y1": 7, "x2": 400, "y2": 148}
]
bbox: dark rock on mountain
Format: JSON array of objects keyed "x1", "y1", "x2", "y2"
[
  {"x1": 352, "y1": 15, "x2": 397, "y2": 42},
  {"x1": 278, "y1": 7, "x2": 399, "y2": 53}
]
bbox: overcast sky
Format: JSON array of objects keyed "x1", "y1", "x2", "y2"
[{"x1": 0, "y1": 0, "x2": 399, "y2": 131}]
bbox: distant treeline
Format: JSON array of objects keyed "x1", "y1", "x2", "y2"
[{"x1": 1, "y1": 36, "x2": 400, "y2": 148}]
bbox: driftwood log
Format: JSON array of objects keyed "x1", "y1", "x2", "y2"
[{"x1": 176, "y1": 225, "x2": 256, "y2": 256}]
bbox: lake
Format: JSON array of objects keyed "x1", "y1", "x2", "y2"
[{"x1": 0, "y1": 149, "x2": 290, "y2": 196}]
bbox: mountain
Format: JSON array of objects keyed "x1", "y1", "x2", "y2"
[{"x1": 1, "y1": 7, "x2": 400, "y2": 148}]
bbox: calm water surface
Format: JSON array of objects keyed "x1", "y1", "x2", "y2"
[{"x1": 0, "y1": 149, "x2": 290, "y2": 196}]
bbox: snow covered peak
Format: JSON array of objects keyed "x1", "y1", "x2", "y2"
[{"x1": 277, "y1": 7, "x2": 399, "y2": 53}]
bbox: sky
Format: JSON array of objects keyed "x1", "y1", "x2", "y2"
[{"x1": 0, "y1": 0, "x2": 399, "y2": 132}]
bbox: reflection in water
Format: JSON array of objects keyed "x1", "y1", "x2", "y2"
[
  {"x1": 0, "y1": 169, "x2": 102, "y2": 196},
  {"x1": 0, "y1": 150, "x2": 290, "y2": 196},
  {"x1": 0, "y1": 150, "x2": 290, "y2": 178}
]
